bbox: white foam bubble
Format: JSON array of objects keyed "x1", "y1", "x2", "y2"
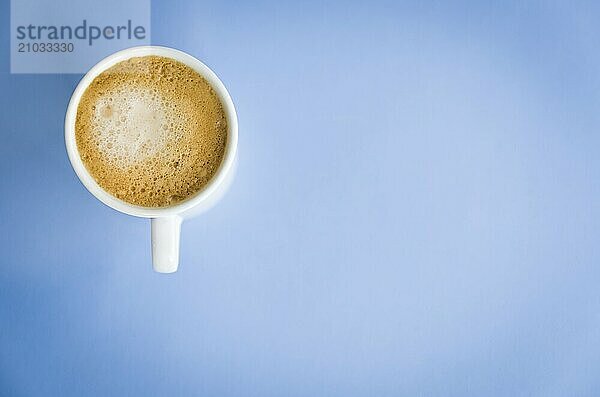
[{"x1": 89, "y1": 85, "x2": 178, "y2": 168}]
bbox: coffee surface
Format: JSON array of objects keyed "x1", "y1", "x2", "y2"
[{"x1": 76, "y1": 55, "x2": 227, "y2": 207}]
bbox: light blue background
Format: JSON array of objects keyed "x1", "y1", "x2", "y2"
[{"x1": 1, "y1": 1, "x2": 600, "y2": 396}]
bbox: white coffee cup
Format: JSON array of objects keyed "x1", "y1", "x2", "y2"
[{"x1": 65, "y1": 46, "x2": 238, "y2": 273}]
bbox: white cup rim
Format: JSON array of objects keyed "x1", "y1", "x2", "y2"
[{"x1": 65, "y1": 46, "x2": 238, "y2": 218}]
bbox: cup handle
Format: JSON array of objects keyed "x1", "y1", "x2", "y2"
[{"x1": 151, "y1": 216, "x2": 182, "y2": 273}]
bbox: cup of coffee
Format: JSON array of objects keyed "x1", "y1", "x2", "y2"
[{"x1": 65, "y1": 46, "x2": 238, "y2": 273}]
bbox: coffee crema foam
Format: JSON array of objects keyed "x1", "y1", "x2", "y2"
[{"x1": 75, "y1": 56, "x2": 227, "y2": 207}]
